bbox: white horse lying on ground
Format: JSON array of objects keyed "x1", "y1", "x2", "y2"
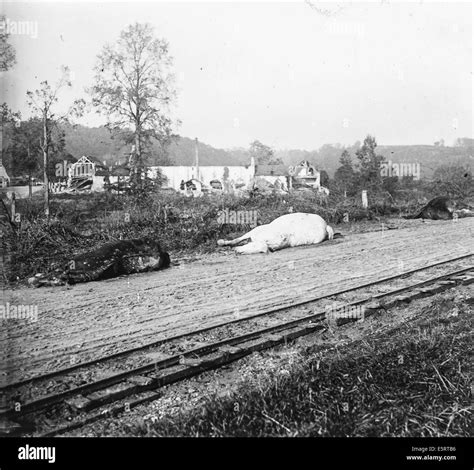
[{"x1": 217, "y1": 212, "x2": 335, "y2": 254}]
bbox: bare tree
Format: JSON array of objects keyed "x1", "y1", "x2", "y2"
[
  {"x1": 26, "y1": 67, "x2": 84, "y2": 217},
  {"x1": 432, "y1": 163, "x2": 473, "y2": 198},
  {"x1": 89, "y1": 23, "x2": 177, "y2": 189}
]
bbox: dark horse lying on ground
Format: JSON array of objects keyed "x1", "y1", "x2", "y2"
[
  {"x1": 404, "y1": 196, "x2": 474, "y2": 220},
  {"x1": 405, "y1": 196, "x2": 455, "y2": 220},
  {"x1": 29, "y1": 238, "x2": 170, "y2": 287}
]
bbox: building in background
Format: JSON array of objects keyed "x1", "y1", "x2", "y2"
[
  {"x1": 149, "y1": 140, "x2": 325, "y2": 195},
  {"x1": 0, "y1": 160, "x2": 10, "y2": 188},
  {"x1": 254, "y1": 164, "x2": 291, "y2": 192},
  {"x1": 290, "y1": 160, "x2": 321, "y2": 189},
  {"x1": 53, "y1": 144, "x2": 327, "y2": 196},
  {"x1": 65, "y1": 155, "x2": 110, "y2": 192}
]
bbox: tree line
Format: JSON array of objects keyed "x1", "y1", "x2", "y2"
[{"x1": 330, "y1": 135, "x2": 473, "y2": 200}]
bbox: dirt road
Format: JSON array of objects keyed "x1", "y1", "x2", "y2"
[{"x1": 1, "y1": 218, "x2": 473, "y2": 384}]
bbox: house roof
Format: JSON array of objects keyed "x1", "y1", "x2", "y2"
[
  {"x1": 74, "y1": 155, "x2": 94, "y2": 165},
  {"x1": 74, "y1": 155, "x2": 108, "y2": 168},
  {"x1": 255, "y1": 165, "x2": 290, "y2": 176},
  {"x1": 87, "y1": 156, "x2": 104, "y2": 165}
]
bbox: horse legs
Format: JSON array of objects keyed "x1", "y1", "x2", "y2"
[{"x1": 234, "y1": 240, "x2": 270, "y2": 254}]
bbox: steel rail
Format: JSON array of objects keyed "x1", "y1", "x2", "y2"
[
  {"x1": 3, "y1": 262, "x2": 473, "y2": 422},
  {"x1": 2, "y1": 252, "x2": 472, "y2": 392}
]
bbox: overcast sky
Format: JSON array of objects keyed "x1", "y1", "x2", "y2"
[{"x1": 2, "y1": 1, "x2": 472, "y2": 150}]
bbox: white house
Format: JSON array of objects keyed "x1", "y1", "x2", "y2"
[
  {"x1": 63, "y1": 151, "x2": 326, "y2": 195},
  {"x1": 148, "y1": 162, "x2": 256, "y2": 193},
  {"x1": 66, "y1": 155, "x2": 112, "y2": 192},
  {"x1": 149, "y1": 157, "x2": 324, "y2": 195}
]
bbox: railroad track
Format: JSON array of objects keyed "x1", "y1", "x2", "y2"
[{"x1": 1, "y1": 254, "x2": 473, "y2": 437}]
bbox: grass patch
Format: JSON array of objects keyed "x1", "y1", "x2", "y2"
[{"x1": 125, "y1": 301, "x2": 472, "y2": 437}]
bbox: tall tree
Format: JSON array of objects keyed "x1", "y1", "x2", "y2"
[
  {"x1": 249, "y1": 140, "x2": 278, "y2": 165},
  {"x1": 334, "y1": 149, "x2": 355, "y2": 196},
  {"x1": 319, "y1": 169, "x2": 329, "y2": 187},
  {"x1": 89, "y1": 23, "x2": 177, "y2": 189},
  {"x1": 9, "y1": 118, "x2": 42, "y2": 196},
  {"x1": 355, "y1": 135, "x2": 385, "y2": 192},
  {"x1": 8, "y1": 118, "x2": 68, "y2": 187},
  {"x1": 0, "y1": 19, "x2": 18, "y2": 169},
  {"x1": 1, "y1": 104, "x2": 21, "y2": 168},
  {"x1": 0, "y1": 15, "x2": 16, "y2": 72},
  {"x1": 26, "y1": 67, "x2": 84, "y2": 217}
]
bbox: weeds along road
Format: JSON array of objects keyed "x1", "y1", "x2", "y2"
[{"x1": 1, "y1": 217, "x2": 473, "y2": 384}]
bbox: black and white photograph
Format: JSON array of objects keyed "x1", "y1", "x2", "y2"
[{"x1": 0, "y1": 0, "x2": 473, "y2": 465}]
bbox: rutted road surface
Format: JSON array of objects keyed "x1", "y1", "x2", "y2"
[{"x1": 1, "y1": 218, "x2": 473, "y2": 385}]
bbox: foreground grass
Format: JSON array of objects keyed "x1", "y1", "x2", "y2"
[{"x1": 126, "y1": 300, "x2": 472, "y2": 437}]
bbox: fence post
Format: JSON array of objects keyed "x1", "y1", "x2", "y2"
[
  {"x1": 361, "y1": 190, "x2": 368, "y2": 209},
  {"x1": 11, "y1": 192, "x2": 16, "y2": 220}
]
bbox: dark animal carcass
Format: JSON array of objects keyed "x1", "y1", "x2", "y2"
[
  {"x1": 29, "y1": 238, "x2": 170, "y2": 287},
  {"x1": 406, "y1": 196, "x2": 455, "y2": 220}
]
